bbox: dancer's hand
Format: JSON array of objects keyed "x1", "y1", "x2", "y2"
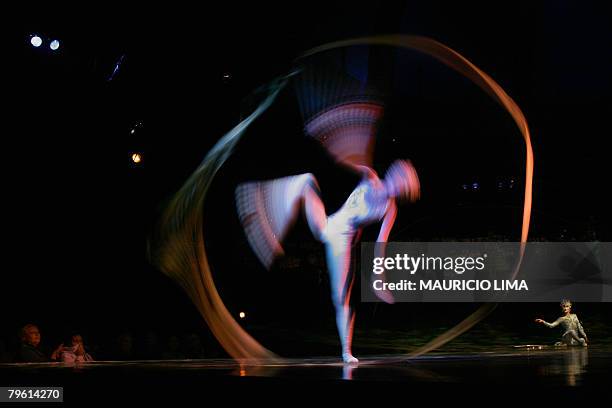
[
  {"x1": 375, "y1": 288, "x2": 395, "y2": 304},
  {"x1": 535, "y1": 318, "x2": 544, "y2": 324},
  {"x1": 371, "y1": 268, "x2": 395, "y2": 304},
  {"x1": 403, "y1": 161, "x2": 421, "y2": 203}
]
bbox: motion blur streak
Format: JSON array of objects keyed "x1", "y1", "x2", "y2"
[
  {"x1": 150, "y1": 75, "x2": 293, "y2": 361},
  {"x1": 152, "y1": 35, "x2": 533, "y2": 361}
]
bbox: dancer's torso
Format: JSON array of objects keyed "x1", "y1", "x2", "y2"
[
  {"x1": 557, "y1": 314, "x2": 582, "y2": 335},
  {"x1": 325, "y1": 179, "x2": 389, "y2": 241}
]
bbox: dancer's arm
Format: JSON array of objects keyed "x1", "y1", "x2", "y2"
[
  {"x1": 535, "y1": 317, "x2": 562, "y2": 328},
  {"x1": 372, "y1": 201, "x2": 398, "y2": 304},
  {"x1": 375, "y1": 200, "x2": 397, "y2": 255},
  {"x1": 352, "y1": 228, "x2": 363, "y2": 246}
]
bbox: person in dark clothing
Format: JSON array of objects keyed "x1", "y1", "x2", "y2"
[{"x1": 17, "y1": 324, "x2": 62, "y2": 363}]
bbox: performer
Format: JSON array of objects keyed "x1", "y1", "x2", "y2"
[
  {"x1": 535, "y1": 299, "x2": 588, "y2": 346},
  {"x1": 235, "y1": 98, "x2": 420, "y2": 364},
  {"x1": 236, "y1": 161, "x2": 419, "y2": 363}
]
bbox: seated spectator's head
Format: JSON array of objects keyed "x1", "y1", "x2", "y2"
[
  {"x1": 71, "y1": 334, "x2": 84, "y2": 347},
  {"x1": 20, "y1": 324, "x2": 41, "y2": 347}
]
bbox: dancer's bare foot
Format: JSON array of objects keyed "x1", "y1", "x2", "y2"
[{"x1": 343, "y1": 353, "x2": 359, "y2": 364}]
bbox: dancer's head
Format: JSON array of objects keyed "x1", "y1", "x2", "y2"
[
  {"x1": 383, "y1": 160, "x2": 420, "y2": 203},
  {"x1": 560, "y1": 299, "x2": 572, "y2": 314}
]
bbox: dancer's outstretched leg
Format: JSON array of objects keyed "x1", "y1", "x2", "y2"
[{"x1": 236, "y1": 172, "x2": 328, "y2": 269}]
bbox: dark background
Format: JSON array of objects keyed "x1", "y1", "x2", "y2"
[{"x1": 4, "y1": 1, "x2": 611, "y2": 357}]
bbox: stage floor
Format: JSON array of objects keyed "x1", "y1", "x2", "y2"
[{"x1": 1, "y1": 346, "x2": 610, "y2": 402}]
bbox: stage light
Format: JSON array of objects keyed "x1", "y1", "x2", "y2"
[
  {"x1": 472, "y1": 182, "x2": 479, "y2": 190},
  {"x1": 49, "y1": 40, "x2": 60, "y2": 51},
  {"x1": 239, "y1": 312, "x2": 246, "y2": 319},
  {"x1": 30, "y1": 35, "x2": 42, "y2": 47},
  {"x1": 130, "y1": 129, "x2": 135, "y2": 135},
  {"x1": 107, "y1": 54, "x2": 126, "y2": 82},
  {"x1": 131, "y1": 153, "x2": 142, "y2": 164}
]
